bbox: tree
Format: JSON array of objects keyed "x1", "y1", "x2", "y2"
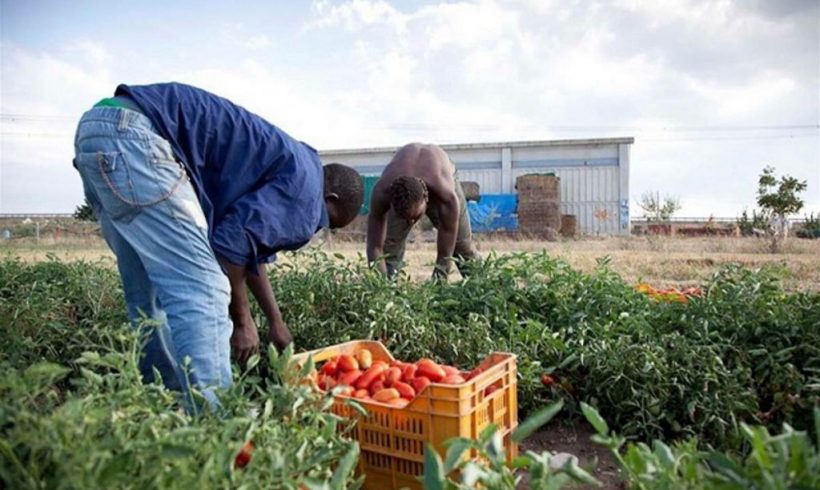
[
  {"x1": 756, "y1": 166, "x2": 807, "y2": 252},
  {"x1": 638, "y1": 192, "x2": 681, "y2": 222},
  {"x1": 73, "y1": 197, "x2": 97, "y2": 222}
]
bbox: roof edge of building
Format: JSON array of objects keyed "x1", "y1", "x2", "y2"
[{"x1": 320, "y1": 137, "x2": 635, "y2": 156}]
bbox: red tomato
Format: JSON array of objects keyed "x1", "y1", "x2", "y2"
[
  {"x1": 338, "y1": 355, "x2": 359, "y2": 372},
  {"x1": 416, "y1": 359, "x2": 445, "y2": 382},
  {"x1": 441, "y1": 374, "x2": 466, "y2": 385},
  {"x1": 402, "y1": 364, "x2": 418, "y2": 382},
  {"x1": 318, "y1": 375, "x2": 336, "y2": 391},
  {"x1": 387, "y1": 397, "x2": 409, "y2": 408},
  {"x1": 393, "y1": 381, "x2": 416, "y2": 399},
  {"x1": 442, "y1": 365, "x2": 460, "y2": 377},
  {"x1": 337, "y1": 369, "x2": 362, "y2": 387},
  {"x1": 411, "y1": 376, "x2": 431, "y2": 394},
  {"x1": 354, "y1": 388, "x2": 370, "y2": 399},
  {"x1": 356, "y1": 364, "x2": 389, "y2": 390},
  {"x1": 369, "y1": 380, "x2": 385, "y2": 395},
  {"x1": 234, "y1": 441, "x2": 253, "y2": 469},
  {"x1": 373, "y1": 388, "x2": 400, "y2": 402},
  {"x1": 391, "y1": 360, "x2": 410, "y2": 369},
  {"x1": 541, "y1": 374, "x2": 555, "y2": 387},
  {"x1": 384, "y1": 367, "x2": 402, "y2": 386},
  {"x1": 465, "y1": 366, "x2": 485, "y2": 381},
  {"x1": 320, "y1": 359, "x2": 339, "y2": 376}
]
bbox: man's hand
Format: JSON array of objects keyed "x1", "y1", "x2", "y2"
[
  {"x1": 230, "y1": 314, "x2": 260, "y2": 365},
  {"x1": 267, "y1": 317, "x2": 293, "y2": 352},
  {"x1": 431, "y1": 258, "x2": 452, "y2": 281}
]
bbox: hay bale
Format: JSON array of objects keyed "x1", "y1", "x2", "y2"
[
  {"x1": 516, "y1": 174, "x2": 560, "y2": 202},
  {"x1": 516, "y1": 174, "x2": 561, "y2": 237},
  {"x1": 517, "y1": 201, "x2": 561, "y2": 231},
  {"x1": 461, "y1": 181, "x2": 480, "y2": 202},
  {"x1": 560, "y1": 214, "x2": 577, "y2": 238}
]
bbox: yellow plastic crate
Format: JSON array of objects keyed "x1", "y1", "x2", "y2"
[{"x1": 294, "y1": 340, "x2": 518, "y2": 490}]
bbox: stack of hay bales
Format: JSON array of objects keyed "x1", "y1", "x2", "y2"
[{"x1": 516, "y1": 174, "x2": 561, "y2": 240}]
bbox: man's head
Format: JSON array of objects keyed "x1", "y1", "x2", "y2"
[
  {"x1": 388, "y1": 176, "x2": 428, "y2": 222},
  {"x1": 323, "y1": 163, "x2": 364, "y2": 229}
]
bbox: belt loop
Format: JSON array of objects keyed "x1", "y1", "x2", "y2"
[{"x1": 117, "y1": 109, "x2": 131, "y2": 131}]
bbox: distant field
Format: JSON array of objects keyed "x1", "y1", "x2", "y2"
[{"x1": 3, "y1": 233, "x2": 819, "y2": 291}]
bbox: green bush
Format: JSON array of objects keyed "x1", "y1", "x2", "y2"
[
  {"x1": 1, "y1": 252, "x2": 818, "y2": 488},
  {"x1": 0, "y1": 338, "x2": 360, "y2": 489},
  {"x1": 269, "y1": 251, "x2": 819, "y2": 449}
]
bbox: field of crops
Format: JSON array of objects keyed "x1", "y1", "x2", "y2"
[{"x1": 1, "y1": 250, "x2": 818, "y2": 488}]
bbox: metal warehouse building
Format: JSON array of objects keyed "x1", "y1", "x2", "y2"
[{"x1": 320, "y1": 137, "x2": 633, "y2": 235}]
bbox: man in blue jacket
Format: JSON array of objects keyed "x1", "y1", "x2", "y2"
[{"x1": 73, "y1": 82, "x2": 363, "y2": 407}]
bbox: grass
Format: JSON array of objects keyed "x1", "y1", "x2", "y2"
[{"x1": 3, "y1": 234, "x2": 820, "y2": 291}]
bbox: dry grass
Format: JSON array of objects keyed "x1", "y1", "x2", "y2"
[
  {"x1": 322, "y1": 235, "x2": 820, "y2": 291},
  {"x1": 3, "y1": 235, "x2": 819, "y2": 291}
]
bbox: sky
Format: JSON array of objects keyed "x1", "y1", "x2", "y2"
[{"x1": 1, "y1": 0, "x2": 818, "y2": 218}]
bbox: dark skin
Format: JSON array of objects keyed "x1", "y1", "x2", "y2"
[
  {"x1": 225, "y1": 192, "x2": 347, "y2": 364},
  {"x1": 367, "y1": 143, "x2": 459, "y2": 277}
]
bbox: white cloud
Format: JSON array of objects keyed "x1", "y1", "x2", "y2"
[
  {"x1": 684, "y1": 73, "x2": 797, "y2": 118},
  {"x1": 613, "y1": 0, "x2": 787, "y2": 36},
  {"x1": 220, "y1": 23, "x2": 272, "y2": 50},
  {"x1": 1, "y1": 42, "x2": 115, "y2": 213},
  {"x1": 1, "y1": 1, "x2": 817, "y2": 217},
  {"x1": 308, "y1": 0, "x2": 406, "y2": 32},
  {"x1": 413, "y1": 0, "x2": 521, "y2": 52}
]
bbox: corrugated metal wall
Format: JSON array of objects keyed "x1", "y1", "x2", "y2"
[
  {"x1": 456, "y1": 167, "x2": 502, "y2": 194},
  {"x1": 511, "y1": 166, "x2": 621, "y2": 235},
  {"x1": 320, "y1": 139, "x2": 631, "y2": 235}
]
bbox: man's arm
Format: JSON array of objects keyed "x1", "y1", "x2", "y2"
[
  {"x1": 433, "y1": 191, "x2": 460, "y2": 279},
  {"x1": 366, "y1": 189, "x2": 389, "y2": 274},
  {"x1": 218, "y1": 258, "x2": 260, "y2": 365},
  {"x1": 245, "y1": 263, "x2": 292, "y2": 351}
]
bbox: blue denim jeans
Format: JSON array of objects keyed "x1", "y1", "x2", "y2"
[{"x1": 74, "y1": 107, "x2": 232, "y2": 410}]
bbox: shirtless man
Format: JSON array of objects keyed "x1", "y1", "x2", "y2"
[{"x1": 366, "y1": 143, "x2": 480, "y2": 279}]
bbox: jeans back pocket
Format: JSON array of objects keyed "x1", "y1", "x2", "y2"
[{"x1": 75, "y1": 149, "x2": 185, "y2": 222}]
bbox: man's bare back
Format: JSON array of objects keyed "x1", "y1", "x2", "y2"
[
  {"x1": 374, "y1": 143, "x2": 456, "y2": 204},
  {"x1": 366, "y1": 143, "x2": 479, "y2": 278}
]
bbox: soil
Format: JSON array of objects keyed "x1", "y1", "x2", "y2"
[{"x1": 518, "y1": 418, "x2": 623, "y2": 489}]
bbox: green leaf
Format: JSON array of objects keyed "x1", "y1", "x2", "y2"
[
  {"x1": 346, "y1": 399, "x2": 368, "y2": 416},
  {"x1": 478, "y1": 423, "x2": 498, "y2": 444},
  {"x1": 814, "y1": 406, "x2": 819, "y2": 448},
  {"x1": 23, "y1": 362, "x2": 71, "y2": 384},
  {"x1": 580, "y1": 402, "x2": 609, "y2": 435},
  {"x1": 513, "y1": 399, "x2": 564, "y2": 443},
  {"x1": 558, "y1": 353, "x2": 578, "y2": 369},
  {"x1": 652, "y1": 440, "x2": 675, "y2": 468},
  {"x1": 443, "y1": 438, "x2": 470, "y2": 473},
  {"x1": 330, "y1": 443, "x2": 359, "y2": 490},
  {"x1": 485, "y1": 431, "x2": 504, "y2": 462},
  {"x1": 300, "y1": 477, "x2": 330, "y2": 490},
  {"x1": 461, "y1": 462, "x2": 484, "y2": 487},
  {"x1": 246, "y1": 353, "x2": 260, "y2": 371},
  {"x1": 422, "y1": 445, "x2": 446, "y2": 490},
  {"x1": 564, "y1": 457, "x2": 602, "y2": 487},
  {"x1": 159, "y1": 443, "x2": 196, "y2": 458},
  {"x1": 299, "y1": 355, "x2": 315, "y2": 377},
  {"x1": 510, "y1": 455, "x2": 532, "y2": 469},
  {"x1": 707, "y1": 452, "x2": 748, "y2": 485}
]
